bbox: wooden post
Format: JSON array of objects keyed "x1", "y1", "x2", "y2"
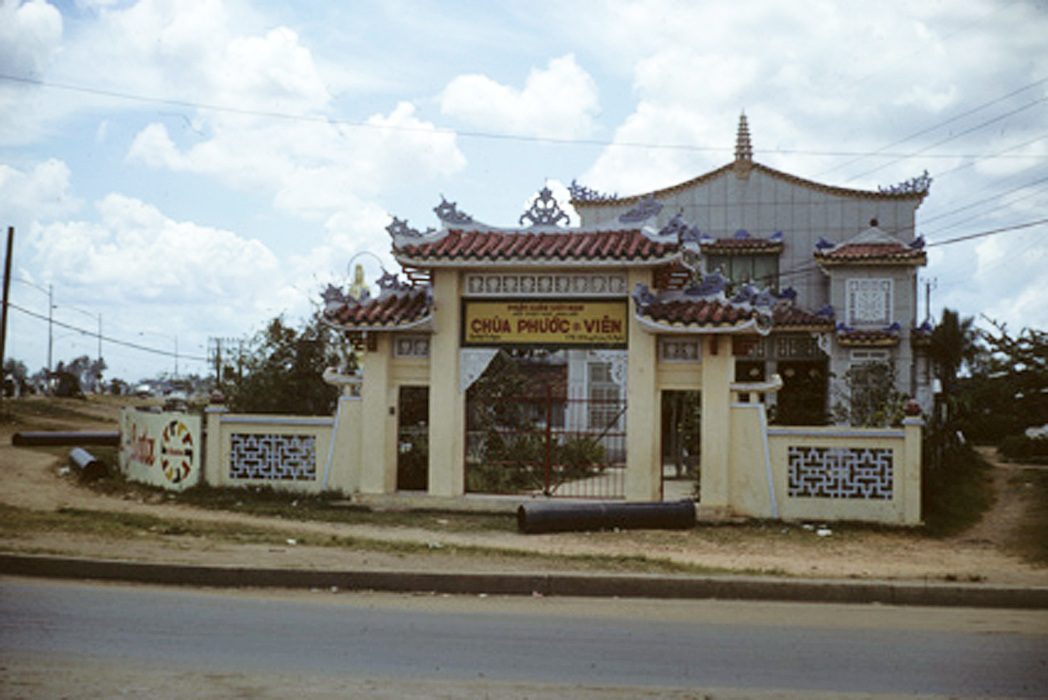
[{"x1": 0, "y1": 227, "x2": 13, "y2": 386}]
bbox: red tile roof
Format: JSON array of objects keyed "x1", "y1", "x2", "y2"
[
  {"x1": 836, "y1": 328, "x2": 901, "y2": 347},
  {"x1": 636, "y1": 298, "x2": 759, "y2": 328},
  {"x1": 395, "y1": 228, "x2": 677, "y2": 266},
  {"x1": 636, "y1": 297, "x2": 834, "y2": 334},
  {"x1": 815, "y1": 242, "x2": 926, "y2": 266},
  {"x1": 701, "y1": 237, "x2": 783, "y2": 255},
  {"x1": 324, "y1": 290, "x2": 432, "y2": 330},
  {"x1": 773, "y1": 305, "x2": 835, "y2": 330}
]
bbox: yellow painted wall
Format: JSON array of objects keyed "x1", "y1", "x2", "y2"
[
  {"x1": 428, "y1": 268, "x2": 466, "y2": 496},
  {"x1": 766, "y1": 426, "x2": 915, "y2": 524},
  {"x1": 206, "y1": 413, "x2": 334, "y2": 493},
  {"x1": 728, "y1": 403, "x2": 777, "y2": 517},
  {"x1": 326, "y1": 394, "x2": 362, "y2": 494},
  {"x1": 700, "y1": 336, "x2": 732, "y2": 508},
  {"x1": 360, "y1": 334, "x2": 397, "y2": 493},
  {"x1": 625, "y1": 268, "x2": 660, "y2": 501},
  {"x1": 656, "y1": 358, "x2": 702, "y2": 391}
]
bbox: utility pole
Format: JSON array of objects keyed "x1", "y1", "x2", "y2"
[
  {"x1": 923, "y1": 277, "x2": 937, "y2": 324},
  {"x1": 46, "y1": 284, "x2": 53, "y2": 391},
  {"x1": 1, "y1": 227, "x2": 13, "y2": 395}
]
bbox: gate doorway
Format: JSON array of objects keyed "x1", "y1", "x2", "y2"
[
  {"x1": 775, "y1": 360, "x2": 828, "y2": 425},
  {"x1": 396, "y1": 386, "x2": 429, "y2": 491},
  {"x1": 465, "y1": 349, "x2": 627, "y2": 499},
  {"x1": 661, "y1": 391, "x2": 701, "y2": 500}
]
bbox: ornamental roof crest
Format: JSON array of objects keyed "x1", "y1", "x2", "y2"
[{"x1": 520, "y1": 185, "x2": 571, "y2": 228}]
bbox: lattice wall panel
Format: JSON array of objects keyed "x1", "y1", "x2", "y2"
[
  {"x1": 229, "y1": 433, "x2": 317, "y2": 481},
  {"x1": 787, "y1": 446, "x2": 893, "y2": 499}
]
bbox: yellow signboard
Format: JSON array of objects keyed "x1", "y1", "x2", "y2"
[{"x1": 463, "y1": 300, "x2": 628, "y2": 347}]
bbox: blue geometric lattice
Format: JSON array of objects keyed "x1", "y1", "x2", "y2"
[
  {"x1": 787, "y1": 446, "x2": 893, "y2": 499},
  {"x1": 229, "y1": 433, "x2": 317, "y2": 481}
]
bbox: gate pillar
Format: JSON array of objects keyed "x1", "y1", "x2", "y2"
[
  {"x1": 359, "y1": 334, "x2": 397, "y2": 494},
  {"x1": 700, "y1": 334, "x2": 732, "y2": 508},
  {"x1": 625, "y1": 269, "x2": 661, "y2": 501},
  {"x1": 427, "y1": 268, "x2": 466, "y2": 497}
]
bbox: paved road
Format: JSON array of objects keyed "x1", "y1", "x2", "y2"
[{"x1": 2, "y1": 577, "x2": 1046, "y2": 698}]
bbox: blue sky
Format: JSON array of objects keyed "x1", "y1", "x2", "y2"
[{"x1": 2, "y1": 0, "x2": 1047, "y2": 382}]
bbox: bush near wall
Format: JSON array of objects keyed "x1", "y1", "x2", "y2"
[
  {"x1": 998, "y1": 435, "x2": 1048, "y2": 464},
  {"x1": 922, "y1": 442, "x2": 994, "y2": 537}
]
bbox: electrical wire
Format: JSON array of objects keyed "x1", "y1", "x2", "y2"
[
  {"x1": 922, "y1": 178, "x2": 1048, "y2": 236},
  {"x1": 817, "y1": 76, "x2": 1048, "y2": 179},
  {"x1": 761, "y1": 217, "x2": 1048, "y2": 289},
  {"x1": 843, "y1": 95, "x2": 1048, "y2": 183},
  {"x1": 7, "y1": 301, "x2": 208, "y2": 362},
  {"x1": 2, "y1": 71, "x2": 1046, "y2": 160}
]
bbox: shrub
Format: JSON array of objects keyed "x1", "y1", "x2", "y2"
[
  {"x1": 922, "y1": 442, "x2": 994, "y2": 537},
  {"x1": 998, "y1": 435, "x2": 1048, "y2": 464}
]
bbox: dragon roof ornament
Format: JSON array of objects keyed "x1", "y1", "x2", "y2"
[
  {"x1": 433, "y1": 195, "x2": 474, "y2": 225},
  {"x1": 879, "y1": 170, "x2": 932, "y2": 196},
  {"x1": 568, "y1": 179, "x2": 618, "y2": 203},
  {"x1": 632, "y1": 271, "x2": 775, "y2": 336},
  {"x1": 618, "y1": 195, "x2": 663, "y2": 223},
  {"x1": 387, "y1": 215, "x2": 443, "y2": 248}
]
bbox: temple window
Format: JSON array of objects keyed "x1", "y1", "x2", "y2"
[
  {"x1": 706, "y1": 253, "x2": 779, "y2": 291},
  {"x1": 846, "y1": 279, "x2": 892, "y2": 326},
  {"x1": 394, "y1": 335, "x2": 431, "y2": 358},
  {"x1": 587, "y1": 362, "x2": 622, "y2": 430}
]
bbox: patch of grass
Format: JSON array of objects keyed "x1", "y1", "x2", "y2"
[
  {"x1": 922, "y1": 443, "x2": 995, "y2": 537},
  {"x1": 0, "y1": 395, "x2": 119, "y2": 427},
  {"x1": 0, "y1": 503, "x2": 279, "y2": 543},
  {"x1": 0, "y1": 502, "x2": 733, "y2": 575},
  {"x1": 159, "y1": 483, "x2": 519, "y2": 533},
  {"x1": 1008, "y1": 468, "x2": 1048, "y2": 564}
]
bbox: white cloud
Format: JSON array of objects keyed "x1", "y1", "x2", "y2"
[
  {"x1": 61, "y1": 0, "x2": 328, "y2": 114},
  {"x1": 574, "y1": 0, "x2": 1048, "y2": 195},
  {"x1": 130, "y1": 101, "x2": 466, "y2": 221},
  {"x1": 29, "y1": 193, "x2": 281, "y2": 307},
  {"x1": 441, "y1": 54, "x2": 600, "y2": 139},
  {"x1": 0, "y1": 0, "x2": 64, "y2": 145},
  {"x1": 579, "y1": 104, "x2": 719, "y2": 196},
  {"x1": 286, "y1": 197, "x2": 398, "y2": 295},
  {"x1": 0, "y1": 159, "x2": 81, "y2": 222},
  {"x1": 0, "y1": 0, "x2": 63, "y2": 77}
]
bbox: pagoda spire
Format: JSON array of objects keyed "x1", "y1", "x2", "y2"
[
  {"x1": 735, "y1": 112, "x2": 753, "y2": 161},
  {"x1": 733, "y1": 111, "x2": 753, "y2": 178}
]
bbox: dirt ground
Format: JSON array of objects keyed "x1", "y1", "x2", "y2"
[{"x1": 1, "y1": 398, "x2": 1047, "y2": 587}]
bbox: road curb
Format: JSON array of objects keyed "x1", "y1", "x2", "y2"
[{"x1": 3, "y1": 552, "x2": 1047, "y2": 609}]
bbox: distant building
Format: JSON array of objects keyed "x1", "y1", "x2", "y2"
[{"x1": 570, "y1": 114, "x2": 931, "y2": 422}]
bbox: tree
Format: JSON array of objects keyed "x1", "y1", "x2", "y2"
[
  {"x1": 956, "y1": 320, "x2": 1048, "y2": 442},
  {"x1": 225, "y1": 315, "x2": 344, "y2": 416},
  {"x1": 929, "y1": 308, "x2": 976, "y2": 393},
  {"x1": 3, "y1": 358, "x2": 28, "y2": 396},
  {"x1": 51, "y1": 361, "x2": 84, "y2": 398},
  {"x1": 63, "y1": 355, "x2": 106, "y2": 393},
  {"x1": 831, "y1": 360, "x2": 908, "y2": 427}
]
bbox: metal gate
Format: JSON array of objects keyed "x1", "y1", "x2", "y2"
[{"x1": 466, "y1": 385, "x2": 627, "y2": 499}]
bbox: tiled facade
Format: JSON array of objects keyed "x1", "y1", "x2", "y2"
[{"x1": 572, "y1": 115, "x2": 931, "y2": 416}]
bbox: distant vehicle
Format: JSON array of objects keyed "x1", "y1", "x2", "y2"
[
  {"x1": 163, "y1": 392, "x2": 189, "y2": 412},
  {"x1": 134, "y1": 384, "x2": 154, "y2": 398},
  {"x1": 1025, "y1": 424, "x2": 1048, "y2": 440}
]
